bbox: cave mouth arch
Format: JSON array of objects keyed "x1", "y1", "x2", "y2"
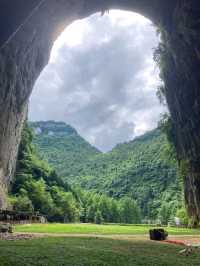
[
  {"x1": 0, "y1": 1, "x2": 200, "y2": 225},
  {"x1": 30, "y1": 10, "x2": 164, "y2": 153}
]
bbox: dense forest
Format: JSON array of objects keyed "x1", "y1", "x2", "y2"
[
  {"x1": 31, "y1": 121, "x2": 100, "y2": 179},
  {"x1": 10, "y1": 124, "x2": 79, "y2": 222},
  {"x1": 30, "y1": 121, "x2": 183, "y2": 221},
  {"x1": 10, "y1": 124, "x2": 141, "y2": 224}
]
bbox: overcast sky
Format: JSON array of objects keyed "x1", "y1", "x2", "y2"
[{"x1": 29, "y1": 10, "x2": 165, "y2": 152}]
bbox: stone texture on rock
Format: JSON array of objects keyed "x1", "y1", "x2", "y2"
[
  {"x1": 159, "y1": 1, "x2": 200, "y2": 223},
  {"x1": 0, "y1": 0, "x2": 85, "y2": 209}
]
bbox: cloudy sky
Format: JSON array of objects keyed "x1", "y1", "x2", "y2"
[{"x1": 29, "y1": 10, "x2": 165, "y2": 152}]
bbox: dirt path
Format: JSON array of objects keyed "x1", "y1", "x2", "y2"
[
  {"x1": 15, "y1": 232, "x2": 148, "y2": 241},
  {"x1": 13, "y1": 232, "x2": 200, "y2": 245}
]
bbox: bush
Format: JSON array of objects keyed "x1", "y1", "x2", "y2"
[{"x1": 176, "y1": 207, "x2": 189, "y2": 226}]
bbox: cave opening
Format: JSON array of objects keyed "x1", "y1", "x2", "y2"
[
  {"x1": 0, "y1": 1, "x2": 200, "y2": 225},
  {"x1": 24, "y1": 10, "x2": 181, "y2": 224}
]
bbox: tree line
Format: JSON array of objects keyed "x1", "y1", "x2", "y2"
[
  {"x1": 10, "y1": 124, "x2": 141, "y2": 224},
  {"x1": 77, "y1": 189, "x2": 141, "y2": 224}
]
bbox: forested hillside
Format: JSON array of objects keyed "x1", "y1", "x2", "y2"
[
  {"x1": 31, "y1": 121, "x2": 182, "y2": 220},
  {"x1": 10, "y1": 124, "x2": 80, "y2": 222},
  {"x1": 30, "y1": 121, "x2": 100, "y2": 180},
  {"x1": 74, "y1": 129, "x2": 182, "y2": 220},
  {"x1": 11, "y1": 124, "x2": 141, "y2": 224}
]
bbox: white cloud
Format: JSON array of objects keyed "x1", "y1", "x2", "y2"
[{"x1": 29, "y1": 10, "x2": 165, "y2": 152}]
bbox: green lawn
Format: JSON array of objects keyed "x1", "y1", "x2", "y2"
[
  {"x1": 0, "y1": 236, "x2": 200, "y2": 266},
  {"x1": 3, "y1": 224, "x2": 200, "y2": 265},
  {"x1": 15, "y1": 223, "x2": 200, "y2": 235}
]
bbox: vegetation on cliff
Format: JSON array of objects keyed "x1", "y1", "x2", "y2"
[{"x1": 10, "y1": 124, "x2": 80, "y2": 222}]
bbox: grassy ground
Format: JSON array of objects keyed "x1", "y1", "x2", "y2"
[
  {"x1": 0, "y1": 236, "x2": 200, "y2": 266},
  {"x1": 15, "y1": 223, "x2": 200, "y2": 235},
  {"x1": 3, "y1": 224, "x2": 199, "y2": 266}
]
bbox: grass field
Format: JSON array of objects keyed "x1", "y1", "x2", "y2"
[
  {"x1": 15, "y1": 223, "x2": 200, "y2": 235},
  {"x1": 0, "y1": 236, "x2": 200, "y2": 266},
  {"x1": 0, "y1": 223, "x2": 198, "y2": 265}
]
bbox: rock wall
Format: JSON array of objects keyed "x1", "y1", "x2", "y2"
[
  {"x1": 0, "y1": 0, "x2": 85, "y2": 208},
  {"x1": 0, "y1": 0, "x2": 200, "y2": 222},
  {"x1": 158, "y1": 1, "x2": 200, "y2": 224}
]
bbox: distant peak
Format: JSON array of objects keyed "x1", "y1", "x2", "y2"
[{"x1": 29, "y1": 120, "x2": 77, "y2": 136}]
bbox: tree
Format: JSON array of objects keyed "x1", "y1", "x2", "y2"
[
  {"x1": 98, "y1": 195, "x2": 111, "y2": 222},
  {"x1": 120, "y1": 197, "x2": 141, "y2": 224},
  {"x1": 109, "y1": 199, "x2": 120, "y2": 223},
  {"x1": 26, "y1": 179, "x2": 54, "y2": 215},
  {"x1": 176, "y1": 207, "x2": 189, "y2": 226},
  {"x1": 86, "y1": 204, "x2": 96, "y2": 223},
  {"x1": 95, "y1": 210, "x2": 104, "y2": 224},
  {"x1": 10, "y1": 195, "x2": 34, "y2": 213},
  {"x1": 158, "y1": 203, "x2": 171, "y2": 225}
]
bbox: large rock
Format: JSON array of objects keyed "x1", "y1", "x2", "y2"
[
  {"x1": 149, "y1": 228, "x2": 168, "y2": 241},
  {"x1": 0, "y1": 224, "x2": 12, "y2": 234}
]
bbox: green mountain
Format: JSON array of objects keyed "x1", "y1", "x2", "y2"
[
  {"x1": 30, "y1": 121, "x2": 182, "y2": 219},
  {"x1": 12, "y1": 123, "x2": 142, "y2": 224},
  {"x1": 11, "y1": 124, "x2": 80, "y2": 222},
  {"x1": 30, "y1": 121, "x2": 100, "y2": 181},
  {"x1": 76, "y1": 129, "x2": 181, "y2": 219}
]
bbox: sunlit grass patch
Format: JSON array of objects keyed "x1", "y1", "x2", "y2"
[{"x1": 14, "y1": 223, "x2": 200, "y2": 235}]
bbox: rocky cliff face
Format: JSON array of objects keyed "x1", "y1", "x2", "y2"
[
  {"x1": 0, "y1": 0, "x2": 84, "y2": 208},
  {"x1": 157, "y1": 1, "x2": 200, "y2": 225},
  {"x1": 0, "y1": 0, "x2": 200, "y2": 222}
]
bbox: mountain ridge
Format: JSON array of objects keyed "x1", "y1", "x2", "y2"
[
  {"x1": 30, "y1": 120, "x2": 181, "y2": 219},
  {"x1": 29, "y1": 121, "x2": 100, "y2": 181}
]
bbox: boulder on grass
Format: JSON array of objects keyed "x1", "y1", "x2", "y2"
[
  {"x1": 0, "y1": 223, "x2": 12, "y2": 233},
  {"x1": 149, "y1": 228, "x2": 168, "y2": 241}
]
